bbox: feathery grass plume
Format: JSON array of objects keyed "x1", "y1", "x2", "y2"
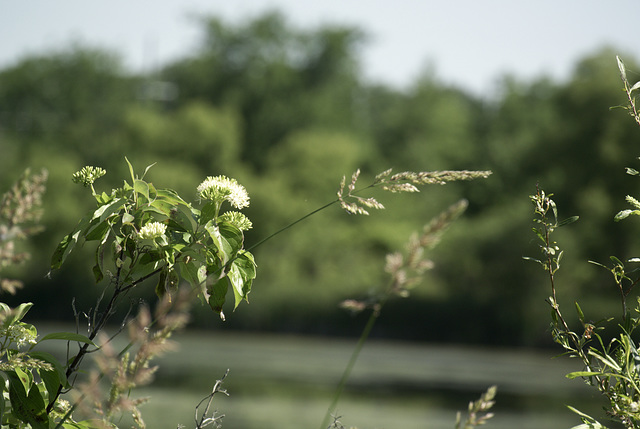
[
  {"x1": 0, "y1": 168, "x2": 47, "y2": 294},
  {"x1": 337, "y1": 169, "x2": 385, "y2": 215},
  {"x1": 341, "y1": 198, "x2": 470, "y2": 312},
  {"x1": 341, "y1": 199, "x2": 470, "y2": 316},
  {"x1": 455, "y1": 385, "x2": 497, "y2": 429},
  {"x1": 327, "y1": 200, "x2": 471, "y2": 429},
  {"x1": 376, "y1": 169, "x2": 492, "y2": 189},
  {"x1": 387, "y1": 199, "x2": 469, "y2": 297},
  {"x1": 337, "y1": 168, "x2": 490, "y2": 215}
]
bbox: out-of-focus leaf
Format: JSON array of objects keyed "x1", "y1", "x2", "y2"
[
  {"x1": 39, "y1": 332, "x2": 96, "y2": 347},
  {"x1": 6, "y1": 370, "x2": 49, "y2": 429}
]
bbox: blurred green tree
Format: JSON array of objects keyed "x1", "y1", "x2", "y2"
[
  {"x1": 1, "y1": 11, "x2": 639, "y2": 346},
  {"x1": 162, "y1": 11, "x2": 365, "y2": 169}
]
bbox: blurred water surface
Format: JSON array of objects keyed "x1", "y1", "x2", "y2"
[{"x1": 38, "y1": 326, "x2": 612, "y2": 429}]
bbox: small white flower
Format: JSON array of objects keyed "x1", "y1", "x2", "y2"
[
  {"x1": 139, "y1": 221, "x2": 167, "y2": 239},
  {"x1": 197, "y1": 176, "x2": 250, "y2": 209}
]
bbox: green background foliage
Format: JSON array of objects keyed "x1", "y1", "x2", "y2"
[{"x1": 2, "y1": 11, "x2": 640, "y2": 347}]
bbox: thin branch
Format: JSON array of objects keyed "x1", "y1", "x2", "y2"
[{"x1": 195, "y1": 369, "x2": 230, "y2": 429}]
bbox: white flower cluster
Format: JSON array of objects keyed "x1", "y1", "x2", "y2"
[
  {"x1": 219, "y1": 211, "x2": 253, "y2": 231},
  {"x1": 138, "y1": 221, "x2": 167, "y2": 240},
  {"x1": 4, "y1": 324, "x2": 37, "y2": 347},
  {"x1": 197, "y1": 176, "x2": 250, "y2": 209},
  {"x1": 72, "y1": 166, "x2": 106, "y2": 187}
]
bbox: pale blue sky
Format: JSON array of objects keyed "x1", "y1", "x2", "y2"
[{"x1": 2, "y1": 1, "x2": 639, "y2": 96}]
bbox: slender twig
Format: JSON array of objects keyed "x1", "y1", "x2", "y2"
[
  {"x1": 47, "y1": 250, "x2": 163, "y2": 413},
  {"x1": 246, "y1": 199, "x2": 339, "y2": 253},
  {"x1": 195, "y1": 369, "x2": 230, "y2": 428}
]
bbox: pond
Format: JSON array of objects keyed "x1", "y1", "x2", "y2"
[{"x1": 98, "y1": 330, "x2": 612, "y2": 429}]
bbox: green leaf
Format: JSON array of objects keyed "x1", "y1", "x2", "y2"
[
  {"x1": 125, "y1": 156, "x2": 136, "y2": 182},
  {"x1": 90, "y1": 197, "x2": 124, "y2": 224},
  {"x1": 200, "y1": 202, "x2": 218, "y2": 225},
  {"x1": 206, "y1": 222, "x2": 244, "y2": 265},
  {"x1": 95, "y1": 191, "x2": 112, "y2": 205},
  {"x1": 29, "y1": 351, "x2": 69, "y2": 396},
  {"x1": 2, "y1": 302, "x2": 34, "y2": 327},
  {"x1": 39, "y1": 332, "x2": 97, "y2": 347},
  {"x1": 91, "y1": 222, "x2": 111, "y2": 284},
  {"x1": 558, "y1": 216, "x2": 579, "y2": 227},
  {"x1": 218, "y1": 221, "x2": 244, "y2": 256},
  {"x1": 154, "y1": 268, "x2": 179, "y2": 298},
  {"x1": 566, "y1": 371, "x2": 601, "y2": 379},
  {"x1": 228, "y1": 251, "x2": 257, "y2": 309},
  {"x1": 522, "y1": 256, "x2": 542, "y2": 265},
  {"x1": 588, "y1": 260, "x2": 608, "y2": 270},
  {"x1": 134, "y1": 179, "x2": 150, "y2": 203},
  {"x1": 615, "y1": 209, "x2": 639, "y2": 221},
  {"x1": 588, "y1": 349, "x2": 622, "y2": 371},
  {"x1": 178, "y1": 260, "x2": 207, "y2": 292},
  {"x1": 148, "y1": 199, "x2": 174, "y2": 217},
  {"x1": 610, "y1": 255, "x2": 624, "y2": 266},
  {"x1": 156, "y1": 188, "x2": 189, "y2": 207},
  {"x1": 549, "y1": 198, "x2": 558, "y2": 223},
  {"x1": 575, "y1": 302, "x2": 585, "y2": 323},
  {"x1": 92, "y1": 256, "x2": 104, "y2": 283},
  {"x1": 631, "y1": 81, "x2": 640, "y2": 92},
  {"x1": 6, "y1": 370, "x2": 49, "y2": 428},
  {"x1": 122, "y1": 212, "x2": 135, "y2": 224},
  {"x1": 84, "y1": 219, "x2": 110, "y2": 242},
  {"x1": 155, "y1": 269, "x2": 168, "y2": 298},
  {"x1": 137, "y1": 247, "x2": 164, "y2": 264},
  {"x1": 0, "y1": 378, "x2": 5, "y2": 423},
  {"x1": 142, "y1": 162, "x2": 157, "y2": 179},
  {"x1": 531, "y1": 227, "x2": 546, "y2": 244},
  {"x1": 566, "y1": 405, "x2": 607, "y2": 428},
  {"x1": 50, "y1": 230, "x2": 82, "y2": 270},
  {"x1": 626, "y1": 167, "x2": 640, "y2": 176},
  {"x1": 208, "y1": 276, "x2": 228, "y2": 318},
  {"x1": 166, "y1": 199, "x2": 198, "y2": 233}
]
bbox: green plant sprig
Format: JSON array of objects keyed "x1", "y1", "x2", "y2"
[
  {"x1": 41, "y1": 158, "x2": 257, "y2": 424},
  {"x1": 616, "y1": 56, "x2": 640, "y2": 127},
  {"x1": 526, "y1": 185, "x2": 640, "y2": 428}
]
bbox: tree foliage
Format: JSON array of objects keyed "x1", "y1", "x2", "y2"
[{"x1": 1, "y1": 11, "x2": 639, "y2": 346}]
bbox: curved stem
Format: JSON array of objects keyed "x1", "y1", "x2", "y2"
[
  {"x1": 320, "y1": 309, "x2": 379, "y2": 429},
  {"x1": 246, "y1": 199, "x2": 339, "y2": 253}
]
